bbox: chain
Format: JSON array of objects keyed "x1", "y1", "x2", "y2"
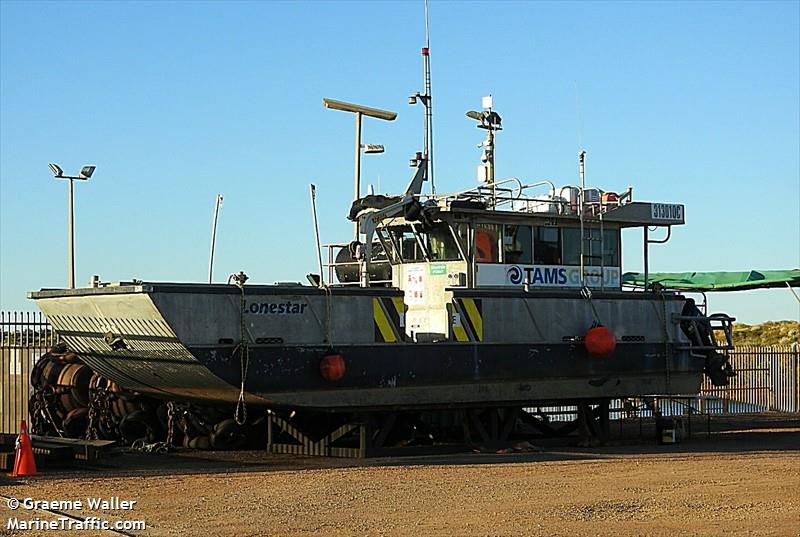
[
  {"x1": 166, "y1": 402, "x2": 176, "y2": 446},
  {"x1": 580, "y1": 286, "x2": 602, "y2": 325},
  {"x1": 233, "y1": 275, "x2": 250, "y2": 426},
  {"x1": 131, "y1": 439, "x2": 169, "y2": 454},
  {"x1": 37, "y1": 387, "x2": 64, "y2": 438},
  {"x1": 85, "y1": 390, "x2": 100, "y2": 440}
]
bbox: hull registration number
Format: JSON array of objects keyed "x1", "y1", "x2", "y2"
[{"x1": 651, "y1": 203, "x2": 684, "y2": 221}]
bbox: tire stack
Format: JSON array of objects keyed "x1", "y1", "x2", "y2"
[{"x1": 29, "y1": 347, "x2": 265, "y2": 450}]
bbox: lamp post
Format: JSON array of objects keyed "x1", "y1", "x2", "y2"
[
  {"x1": 49, "y1": 163, "x2": 96, "y2": 289},
  {"x1": 322, "y1": 98, "x2": 396, "y2": 240}
]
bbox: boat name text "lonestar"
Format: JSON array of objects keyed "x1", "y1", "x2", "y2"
[{"x1": 246, "y1": 301, "x2": 308, "y2": 315}]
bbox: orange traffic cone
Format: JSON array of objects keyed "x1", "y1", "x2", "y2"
[{"x1": 8, "y1": 420, "x2": 37, "y2": 477}]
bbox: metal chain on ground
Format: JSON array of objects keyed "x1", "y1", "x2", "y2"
[{"x1": 131, "y1": 438, "x2": 169, "y2": 454}]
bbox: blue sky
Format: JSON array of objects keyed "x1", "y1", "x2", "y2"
[{"x1": 1, "y1": 0, "x2": 798, "y2": 324}]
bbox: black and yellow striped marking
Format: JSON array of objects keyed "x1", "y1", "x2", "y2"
[
  {"x1": 373, "y1": 297, "x2": 405, "y2": 342},
  {"x1": 449, "y1": 298, "x2": 483, "y2": 342}
]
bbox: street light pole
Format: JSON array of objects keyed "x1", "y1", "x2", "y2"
[
  {"x1": 67, "y1": 178, "x2": 75, "y2": 289},
  {"x1": 49, "y1": 163, "x2": 96, "y2": 289}
]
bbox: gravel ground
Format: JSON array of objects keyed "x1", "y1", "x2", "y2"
[{"x1": 1, "y1": 414, "x2": 798, "y2": 537}]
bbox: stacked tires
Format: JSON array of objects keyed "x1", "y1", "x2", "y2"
[{"x1": 29, "y1": 346, "x2": 265, "y2": 450}]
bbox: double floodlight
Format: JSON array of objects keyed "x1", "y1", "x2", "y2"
[
  {"x1": 49, "y1": 163, "x2": 96, "y2": 180},
  {"x1": 322, "y1": 98, "x2": 397, "y2": 121}
]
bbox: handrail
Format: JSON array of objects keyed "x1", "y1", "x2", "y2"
[{"x1": 434, "y1": 178, "x2": 555, "y2": 203}]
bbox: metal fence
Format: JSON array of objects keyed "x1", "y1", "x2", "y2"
[
  {"x1": 700, "y1": 345, "x2": 799, "y2": 413},
  {"x1": 1, "y1": 311, "x2": 59, "y2": 434},
  {"x1": 0, "y1": 310, "x2": 798, "y2": 434}
]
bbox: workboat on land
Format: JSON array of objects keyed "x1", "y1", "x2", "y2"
[{"x1": 29, "y1": 36, "x2": 736, "y2": 456}]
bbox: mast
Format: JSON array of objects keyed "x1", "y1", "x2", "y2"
[
  {"x1": 423, "y1": 0, "x2": 434, "y2": 195},
  {"x1": 579, "y1": 150, "x2": 586, "y2": 287},
  {"x1": 410, "y1": 0, "x2": 435, "y2": 195}
]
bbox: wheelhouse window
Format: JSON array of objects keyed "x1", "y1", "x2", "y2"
[
  {"x1": 503, "y1": 224, "x2": 532, "y2": 264},
  {"x1": 386, "y1": 226, "x2": 423, "y2": 262},
  {"x1": 384, "y1": 223, "x2": 463, "y2": 263},
  {"x1": 475, "y1": 223, "x2": 501, "y2": 263},
  {"x1": 562, "y1": 227, "x2": 620, "y2": 266},
  {"x1": 428, "y1": 223, "x2": 461, "y2": 261},
  {"x1": 534, "y1": 227, "x2": 562, "y2": 265}
]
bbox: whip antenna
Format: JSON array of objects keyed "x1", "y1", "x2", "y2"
[
  {"x1": 410, "y1": 0, "x2": 435, "y2": 195},
  {"x1": 423, "y1": 0, "x2": 434, "y2": 195}
]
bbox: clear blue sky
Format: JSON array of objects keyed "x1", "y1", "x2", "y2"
[{"x1": 1, "y1": 1, "x2": 798, "y2": 324}]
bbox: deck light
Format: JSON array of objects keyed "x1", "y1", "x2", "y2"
[{"x1": 323, "y1": 98, "x2": 397, "y2": 240}]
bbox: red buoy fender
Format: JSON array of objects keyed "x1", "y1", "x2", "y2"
[
  {"x1": 585, "y1": 326, "x2": 616, "y2": 357},
  {"x1": 320, "y1": 354, "x2": 346, "y2": 381}
]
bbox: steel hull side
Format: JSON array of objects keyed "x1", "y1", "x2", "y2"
[
  {"x1": 34, "y1": 294, "x2": 267, "y2": 404},
  {"x1": 192, "y1": 342, "x2": 705, "y2": 410}
]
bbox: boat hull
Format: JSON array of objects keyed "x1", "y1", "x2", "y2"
[{"x1": 30, "y1": 283, "x2": 702, "y2": 410}]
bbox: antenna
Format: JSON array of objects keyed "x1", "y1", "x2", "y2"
[
  {"x1": 208, "y1": 194, "x2": 223, "y2": 284},
  {"x1": 574, "y1": 80, "x2": 583, "y2": 152},
  {"x1": 424, "y1": 0, "x2": 434, "y2": 195},
  {"x1": 309, "y1": 184, "x2": 324, "y2": 286},
  {"x1": 574, "y1": 81, "x2": 589, "y2": 288},
  {"x1": 409, "y1": 0, "x2": 435, "y2": 195},
  {"x1": 579, "y1": 150, "x2": 586, "y2": 287}
]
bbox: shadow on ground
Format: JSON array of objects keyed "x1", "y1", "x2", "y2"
[{"x1": 2, "y1": 413, "x2": 798, "y2": 483}]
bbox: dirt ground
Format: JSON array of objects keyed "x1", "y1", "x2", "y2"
[{"x1": 1, "y1": 414, "x2": 798, "y2": 537}]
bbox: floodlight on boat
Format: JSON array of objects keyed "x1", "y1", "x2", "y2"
[
  {"x1": 322, "y1": 98, "x2": 397, "y2": 121},
  {"x1": 362, "y1": 144, "x2": 385, "y2": 154}
]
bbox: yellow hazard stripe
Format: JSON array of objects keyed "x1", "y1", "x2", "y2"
[
  {"x1": 452, "y1": 322, "x2": 470, "y2": 342},
  {"x1": 373, "y1": 298, "x2": 397, "y2": 343},
  {"x1": 461, "y1": 298, "x2": 483, "y2": 342},
  {"x1": 391, "y1": 296, "x2": 404, "y2": 316}
]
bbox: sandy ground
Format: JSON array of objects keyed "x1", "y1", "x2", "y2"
[{"x1": 1, "y1": 414, "x2": 798, "y2": 537}]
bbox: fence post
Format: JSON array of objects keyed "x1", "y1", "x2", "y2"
[{"x1": 795, "y1": 344, "x2": 799, "y2": 413}]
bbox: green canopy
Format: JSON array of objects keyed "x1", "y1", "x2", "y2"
[{"x1": 621, "y1": 269, "x2": 800, "y2": 292}]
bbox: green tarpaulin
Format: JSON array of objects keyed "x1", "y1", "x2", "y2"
[{"x1": 621, "y1": 270, "x2": 800, "y2": 291}]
